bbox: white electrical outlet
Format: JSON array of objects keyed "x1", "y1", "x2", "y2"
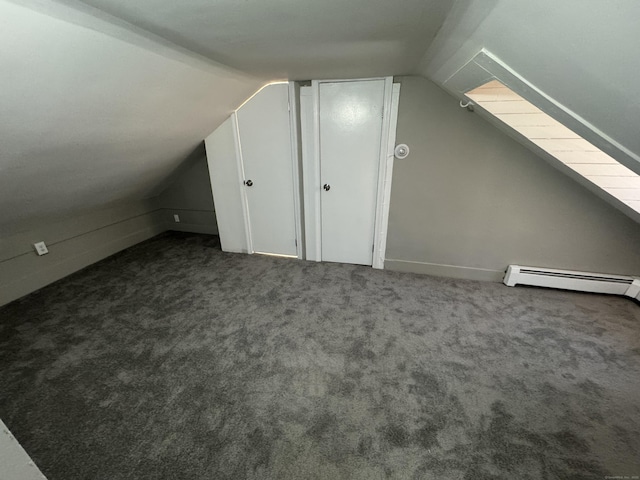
[
  {"x1": 33, "y1": 241, "x2": 48, "y2": 256},
  {"x1": 173, "y1": 214, "x2": 180, "y2": 223}
]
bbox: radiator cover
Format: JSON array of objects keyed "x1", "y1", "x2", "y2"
[{"x1": 503, "y1": 265, "x2": 640, "y2": 300}]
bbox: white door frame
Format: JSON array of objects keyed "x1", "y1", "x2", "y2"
[
  {"x1": 299, "y1": 86, "x2": 319, "y2": 261},
  {"x1": 309, "y1": 77, "x2": 400, "y2": 268},
  {"x1": 373, "y1": 82, "x2": 401, "y2": 269},
  {"x1": 232, "y1": 82, "x2": 303, "y2": 258},
  {"x1": 287, "y1": 81, "x2": 304, "y2": 259},
  {"x1": 231, "y1": 111, "x2": 254, "y2": 254}
]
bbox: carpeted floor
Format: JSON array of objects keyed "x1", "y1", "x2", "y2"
[{"x1": 0, "y1": 232, "x2": 639, "y2": 480}]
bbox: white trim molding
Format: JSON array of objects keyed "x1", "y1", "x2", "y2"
[
  {"x1": 384, "y1": 259, "x2": 504, "y2": 282},
  {"x1": 231, "y1": 111, "x2": 254, "y2": 254},
  {"x1": 373, "y1": 81, "x2": 400, "y2": 269},
  {"x1": 287, "y1": 81, "x2": 304, "y2": 259}
]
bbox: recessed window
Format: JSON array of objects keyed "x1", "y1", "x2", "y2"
[{"x1": 466, "y1": 80, "x2": 640, "y2": 214}]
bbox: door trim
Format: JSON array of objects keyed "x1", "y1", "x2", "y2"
[
  {"x1": 299, "y1": 86, "x2": 321, "y2": 261},
  {"x1": 309, "y1": 77, "x2": 399, "y2": 267},
  {"x1": 312, "y1": 82, "x2": 322, "y2": 262},
  {"x1": 231, "y1": 111, "x2": 254, "y2": 254},
  {"x1": 287, "y1": 81, "x2": 304, "y2": 259},
  {"x1": 373, "y1": 82, "x2": 401, "y2": 269}
]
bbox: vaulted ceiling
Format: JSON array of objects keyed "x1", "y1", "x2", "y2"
[
  {"x1": 1, "y1": 0, "x2": 639, "y2": 232},
  {"x1": 422, "y1": 1, "x2": 640, "y2": 178},
  {"x1": 71, "y1": 0, "x2": 454, "y2": 79}
]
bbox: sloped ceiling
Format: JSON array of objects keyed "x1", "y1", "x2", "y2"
[
  {"x1": 419, "y1": 0, "x2": 640, "y2": 177},
  {"x1": 1, "y1": 0, "x2": 639, "y2": 233},
  {"x1": 68, "y1": 0, "x2": 454, "y2": 80},
  {"x1": 0, "y1": 0, "x2": 263, "y2": 231}
]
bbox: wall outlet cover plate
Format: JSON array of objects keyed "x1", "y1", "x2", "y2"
[{"x1": 34, "y1": 241, "x2": 48, "y2": 256}]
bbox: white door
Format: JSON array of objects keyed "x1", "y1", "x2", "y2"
[
  {"x1": 205, "y1": 116, "x2": 249, "y2": 253},
  {"x1": 319, "y1": 80, "x2": 385, "y2": 265},
  {"x1": 236, "y1": 83, "x2": 298, "y2": 257}
]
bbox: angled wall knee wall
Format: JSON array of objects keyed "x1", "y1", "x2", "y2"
[{"x1": 0, "y1": 200, "x2": 165, "y2": 307}]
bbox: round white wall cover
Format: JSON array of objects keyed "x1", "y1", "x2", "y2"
[{"x1": 394, "y1": 144, "x2": 410, "y2": 159}]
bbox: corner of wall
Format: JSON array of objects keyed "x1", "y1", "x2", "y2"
[
  {"x1": 0, "y1": 199, "x2": 166, "y2": 307},
  {"x1": 157, "y1": 147, "x2": 219, "y2": 236}
]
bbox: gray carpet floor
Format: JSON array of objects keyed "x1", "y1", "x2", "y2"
[{"x1": 0, "y1": 232, "x2": 639, "y2": 480}]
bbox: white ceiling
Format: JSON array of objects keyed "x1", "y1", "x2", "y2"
[{"x1": 72, "y1": 0, "x2": 455, "y2": 79}]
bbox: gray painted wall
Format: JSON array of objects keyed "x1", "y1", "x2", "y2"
[
  {"x1": 0, "y1": 199, "x2": 164, "y2": 307},
  {"x1": 1, "y1": 139, "x2": 216, "y2": 308},
  {"x1": 158, "y1": 146, "x2": 218, "y2": 235},
  {"x1": 385, "y1": 76, "x2": 640, "y2": 280}
]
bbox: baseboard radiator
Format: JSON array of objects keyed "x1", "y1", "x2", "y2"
[{"x1": 504, "y1": 265, "x2": 640, "y2": 300}]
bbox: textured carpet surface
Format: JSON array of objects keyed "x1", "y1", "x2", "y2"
[{"x1": 0, "y1": 232, "x2": 639, "y2": 480}]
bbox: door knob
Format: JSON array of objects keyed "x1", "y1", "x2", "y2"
[
  {"x1": 323, "y1": 184, "x2": 330, "y2": 191},
  {"x1": 244, "y1": 180, "x2": 253, "y2": 187}
]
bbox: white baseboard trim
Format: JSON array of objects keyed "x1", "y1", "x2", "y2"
[{"x1": 384, "y1": 259, "x2": 504, "y2": 282}]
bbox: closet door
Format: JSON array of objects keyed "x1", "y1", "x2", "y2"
[
  {"x1": 319, "y1": 79, "x2": 385, "y2": 265},
  {"x1": 236, "y1": 83, "x2": 298, "y2": 257},
  {"x1": 205, "y1": 116, "x2": 249, "y2": 253}
]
